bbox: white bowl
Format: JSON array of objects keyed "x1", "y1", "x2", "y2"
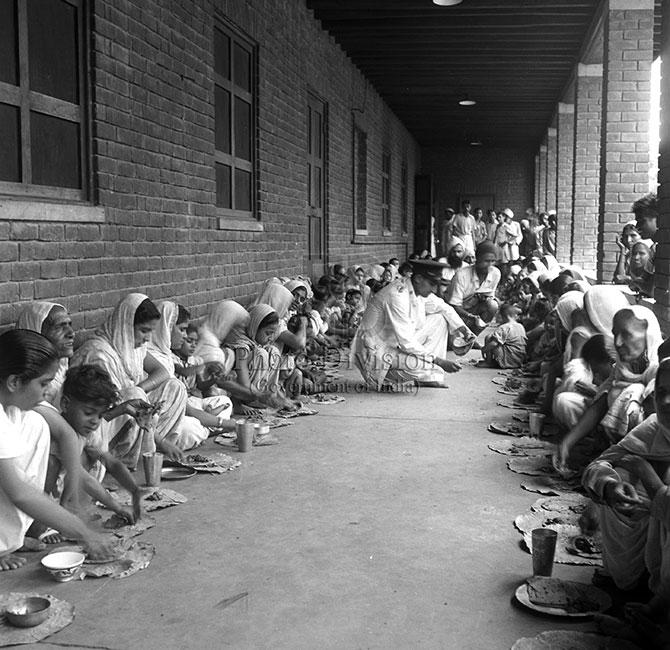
[{"x1": 41, "y1": 551, "x2": 85, "y2": 582}]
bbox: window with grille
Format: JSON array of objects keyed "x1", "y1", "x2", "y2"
[
  {"x1": 353, "y1": 125, "x2": 367, "y2": 232},
  {"x1": 214, "y1": 20, "x2": 256, "y2": 219},
  {"x1": 0, "y1": 0, "x2": 89, "y2": 200},
  {"x1": 381, "y1": 150, "x2": 391, "y2": 232}
]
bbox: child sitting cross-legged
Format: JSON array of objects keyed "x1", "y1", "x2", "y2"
[
  {"x1": 47, "y1": 365, "x2": 145, "y2": 525},
  {"x1": 481, "y1": 304, "x2": 528, "y2": 369}
]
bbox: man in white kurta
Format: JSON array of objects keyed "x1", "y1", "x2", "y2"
[{"x1": 351, "y1": 260, "x2": 470, "y2": 390}]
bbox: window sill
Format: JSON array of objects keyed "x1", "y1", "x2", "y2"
[
  {"x1": 382, "y1": 230, "x2": 393, "y2": 237},
  {"x1": 218, "y1": 217, "x2": 264, "y2": 232},
  {"x1": 0, "y1": 198, "x2": 105, "y2": 222},
  {"x1": 352, "y1": 232, "x2": 408, "y2": 246}
]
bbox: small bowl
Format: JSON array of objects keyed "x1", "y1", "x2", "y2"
[
  {"x1": 5, "y1": 596, "x2": 51, "y2": 627},
  {"x1": 41, "y1": 550, "x2": 85, "y2": 582}
]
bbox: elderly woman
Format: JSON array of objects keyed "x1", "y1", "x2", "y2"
[
  {"x1": 448, "y1": 240, "x2": 501, "y2": 334},
  {"x1": 628, "y1": 241, "x2": 655, "y2": 298},
  {"x1": 558, "y1": 304, "x2": 663, "y2": 469},
  {"x1": 71, "y1": 293, "x2": 187, "y2": 467},
  {"x1": 582, "y1": 358, "x2": 670, "y2": 599}
]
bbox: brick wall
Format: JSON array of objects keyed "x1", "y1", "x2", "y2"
[
  {"x1": 421, "y1": 145, "x2": 534, "y2": 218},
  {"x1": 571, "y1": 67, "x2": 602, "y2": 274},
  {"x1": 598, "y1": 4, "x2": 654, "y2": 282},
  {"x1": 538, "y1": 143, "x2": 547, "y2": 212},
  {"x1": 0, "y1": 0, "x2": 419, "y2": 329},
  {"x1": 546, "y1": 126, "x2": 557, "y2": 213},
  {"x1": 655, "y1": 0, "x2": 670, "y2": 331},
  {"x1": 555, "y1": 104, "x2": 575, "y2": 264}
]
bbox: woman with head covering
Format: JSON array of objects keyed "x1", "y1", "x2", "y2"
[
  {"x1": 71, "y1": 293, "x2": 188, "y2": 467},
  {"x1": 229, "y1": 305, "x2": 294, "y2": 411},
  {"x1": 584, "y1": 285, "x2": 631, "y2": 343},
  {"x1": 613, "y1": 221, "x2": 643, "y2": 284},
  {"x1": 148, "y1": 302, "x2": 234, "y2": 450},
  {"x1": 558, "y1": 304, "x2": 663, "y2": 469},
  {"x1": 195, "y1": 300, "x2": 250, "y2": 369},
  {"x1": 582, "y1": 358, "x2": 670, "y2": 599},
  {"x1": 628, "y1": 241, "x2": 655, "y2": 298},
  {"x1": 448, "y1": 240, "x2": 501, "y2": 334}
]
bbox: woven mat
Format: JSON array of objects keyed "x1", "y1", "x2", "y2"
[
  {"x1": 58, "y1": 541, "x2": 155, "y2": 579},
  {"x1": 507, "y1": 455, "x2": 555, "y2": 476},
  {"x1": 276, "y1": 405, "x2": 319, "y2": 418},
  {"x1": 520, "y1": 475, "x2": 583, "y2": 496},
  {"x1": 116, "y1": 487, "x2": 186, "y2": 511},
  {"x1": 488, "y1": 437, "x2": 556, "y2": 456},
  {"x1": 512, "y1": 630, "x2": 640, "y2": 649},
  {"x1": 0, "y1": 592, "x2": 74, "y2": 646},
  {"x1": 181, "y1": 452, "x2": 241, "y2": 474},
  {"x1": 101, "y1": 513, "x2": 156, "y2": 538},
  {"x1": 307, "y1": 394, "x2": 345, "y2": 404}
]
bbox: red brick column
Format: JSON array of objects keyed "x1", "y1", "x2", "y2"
[
  {"x1": 572, "y1": 64, "x2": 602, "y2": 274},
  {"x1": 598, "y1": 0, "x2": 654, "y2": 282},
  {"x1": 546, "y1": 125, "x2": 557, "y2": 213},
  {"x1": 655, "y1": 0, "x2": 670, "y2": 329},
  {"x1": 538, "y1": 141, "x2": 547, "y2": 212},
  {"x1": 556, "y1": 102, "x2": 575, "y2": 263}
]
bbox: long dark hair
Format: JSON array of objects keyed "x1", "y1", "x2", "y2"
[{"x1": 0, "y1": 330, "x2": 59, "y2": 381}]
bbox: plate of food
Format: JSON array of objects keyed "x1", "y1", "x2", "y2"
[
  {"x1": 160, "y1": 466, "x2": 196, "y2": 480},
  {"x1": 515, "y1": 577, "x2": 611, "y2": 618}
]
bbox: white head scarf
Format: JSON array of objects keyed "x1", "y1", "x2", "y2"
[
  {"x1": 99, "y1": 293, "x2": 151, "y2": 385},
  {"x1": 147, "y1": 301, "x2": 178, "y2": 375},
  {"x1": 584, "y1": 285, "x2": 631, "y2": 339},
  {"x1": 252, "y1": 280, "x2": 293, "y2": 320},
  {"x1": 553, "y1": 291, "x2": 585, "y2": 331},
  {"x1": 247, "y1": 304, "x2": 276, "y2": 342},
  {"x1": 195, "y1": 300, "x2": 249, "y2": 367}
]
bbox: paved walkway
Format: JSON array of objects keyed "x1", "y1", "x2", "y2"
[{"x1": 6, "y1": 354, "x2": 597, "y2": 649}]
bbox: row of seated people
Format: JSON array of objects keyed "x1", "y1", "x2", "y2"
[
  {"x1": 0, "y1": 260, "x2": 406, "y2": 571},
  {"x1": 488, "y1": 246, "x2": 669, "y2": 643}
]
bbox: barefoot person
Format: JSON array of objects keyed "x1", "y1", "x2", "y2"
[
  {"x1": 352, "y1": 259, "x2": 462, "y2": 390},
  {"x1": 0, "y1": 330, "x2": 111, "y2": 571}
]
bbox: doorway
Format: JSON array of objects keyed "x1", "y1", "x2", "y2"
[{"x1": 306, "y1": 93, "x2": 327, "y2": 278}]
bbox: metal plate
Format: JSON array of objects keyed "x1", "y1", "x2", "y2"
[
  {"x1": 160, "y1": 466, "x2": 196, "y2": 481},
  {"x1": 514, "y1": 583, "x2": 611, "y2": 618}
]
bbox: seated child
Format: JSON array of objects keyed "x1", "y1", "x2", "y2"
[
  {"x1": 0, "y1": 331, "x2": 111, "y2": 570},
  {"x1": 329, "y1": 288, "x2": 364, "y2": 339},
  {"x1": 48, "y1": 365, "x2": 145, "y2": 525},
  {"x1": 171, "y1": 323, "x2": 234, "y2": 426},
  {"x1": 481, "y1": 304, "x2": 527, "y2": 369}
]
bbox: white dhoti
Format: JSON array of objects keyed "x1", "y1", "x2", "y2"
[{"x1": 0, "y1": 411, "x2": 50, "y2": 555}]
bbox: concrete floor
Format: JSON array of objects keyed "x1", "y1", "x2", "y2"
[{"x1": 5, "y1": 355, "x2": 598, "y2": 649}]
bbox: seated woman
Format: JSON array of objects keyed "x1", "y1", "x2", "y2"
[
  {"x1": 553, "y1": 334, "x2": 615, "y2": 429},
  {"x1": 0, "y1": 330, "x2": 111, "y2": 571},
  {"x1": 558, "y1": 305, "x2": 663, "y2": 469},
  {"x1": 284, "y1": 279, "x2": 311, "y2": 317},
  {"x1": 71, "y1": 293, "x2": 187, "y2": 467},
  {"x1": 148, "y1": 301, "x2": 234, "y2": 450},
  {"x1": 628, "y1": 241, "x2": 655, "y2": 298},
  {"x1": 448, "y1": 240, "x2": 501, "y2": 334},
  {"x1": 230, "y1": 305, "x2": 296, "y2": 410},
  {"x1": 582, "y1": 357, "x2": 670, "y2": 597},
  {"x1": 613, "y1": 221, "x2": 643, "y2": 285},
  {"x1": 15, "y1": 302, "x2": 82, "y2": 514}
]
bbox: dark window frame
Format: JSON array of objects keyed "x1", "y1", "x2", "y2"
[
  {"x1": 0, "y1": 0, "x2": 91, "y2": 201},
  {"x1": 400, "y1": 159, "x2": 408, "y2": 235},
  {"x1": 214, "y1": 17, "x2": 257, "y2": 222},
  {"x1": 381, "y1": 149, "x2": 391, "y2": 233},
  {"x1": 353, "y1": 123, "x2": 367, "y2": 233}
]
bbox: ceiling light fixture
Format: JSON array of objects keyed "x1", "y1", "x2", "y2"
[
  {"x1": 433, "y1": 0, "x2": 463, "y2": 6},
  {"x1": 469, "y1": 139, "x2": 483, "y2": 146},
  {"x1": 458, "y1": 94, "x2": 476, "y2": 106}
]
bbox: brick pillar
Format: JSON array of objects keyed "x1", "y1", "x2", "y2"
[
  {"x1": 533, "y1": 153, "x2": 540, "y2": 210},
  {"x1": 538, "y1": 143, "x2": 548, "y2": 212},
  {"x1": 572, "y1": 64, "x2": 603, "y2": 275},
  {"x1": 546, "y1": 125, "x2": 557, "y2": 213},
  {"x1": 556, "y1": 102, "x2": 575, "y2": 263},
  {"x1": 655, "y1": 0, "x2": 670, "y2": 329},
  {"x1": 598, "y1": 0, "x2": 654, "y2": 282}
]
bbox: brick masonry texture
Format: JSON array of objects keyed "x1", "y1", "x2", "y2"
[
  {"x1": 0, "y1": 0, "x2": 420, "y2": 329},
  {"x1": 546, "y1": 129, "x2": 557, "y2": 214},
  {"x1": 598, "y1": 7, "x2": 654, "y2": 282},
  {"x1": 572, "y1": 73, "x2": 602, "y2": 275},
  {"x1": 556, "y1": 109, "x2": 575, "y2": 264},
  {"x1": 421, "y1": 146, "x2": 534, "y2": 219}
]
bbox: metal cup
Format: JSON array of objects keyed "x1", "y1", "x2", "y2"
[
  {"x1": 531, "y1": 528, "x2": 558, "y2": 576},
  {"x1": 528, "y1": 413, "x2": 546, "y2": 437},
  {"x1": 236, "y1": 421, "x2": 254, "y2": 452},
  {"x1": 142, "y1": 452, "x2": 164, "y2": 487}
]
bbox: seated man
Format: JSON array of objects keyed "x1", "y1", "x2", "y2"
[
  {"x1": 448, "y1": 240, "x2": 501, "y2": 334},
  {"x1": 351, "y1": 259, "x2": 465, "y2": 390}
]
